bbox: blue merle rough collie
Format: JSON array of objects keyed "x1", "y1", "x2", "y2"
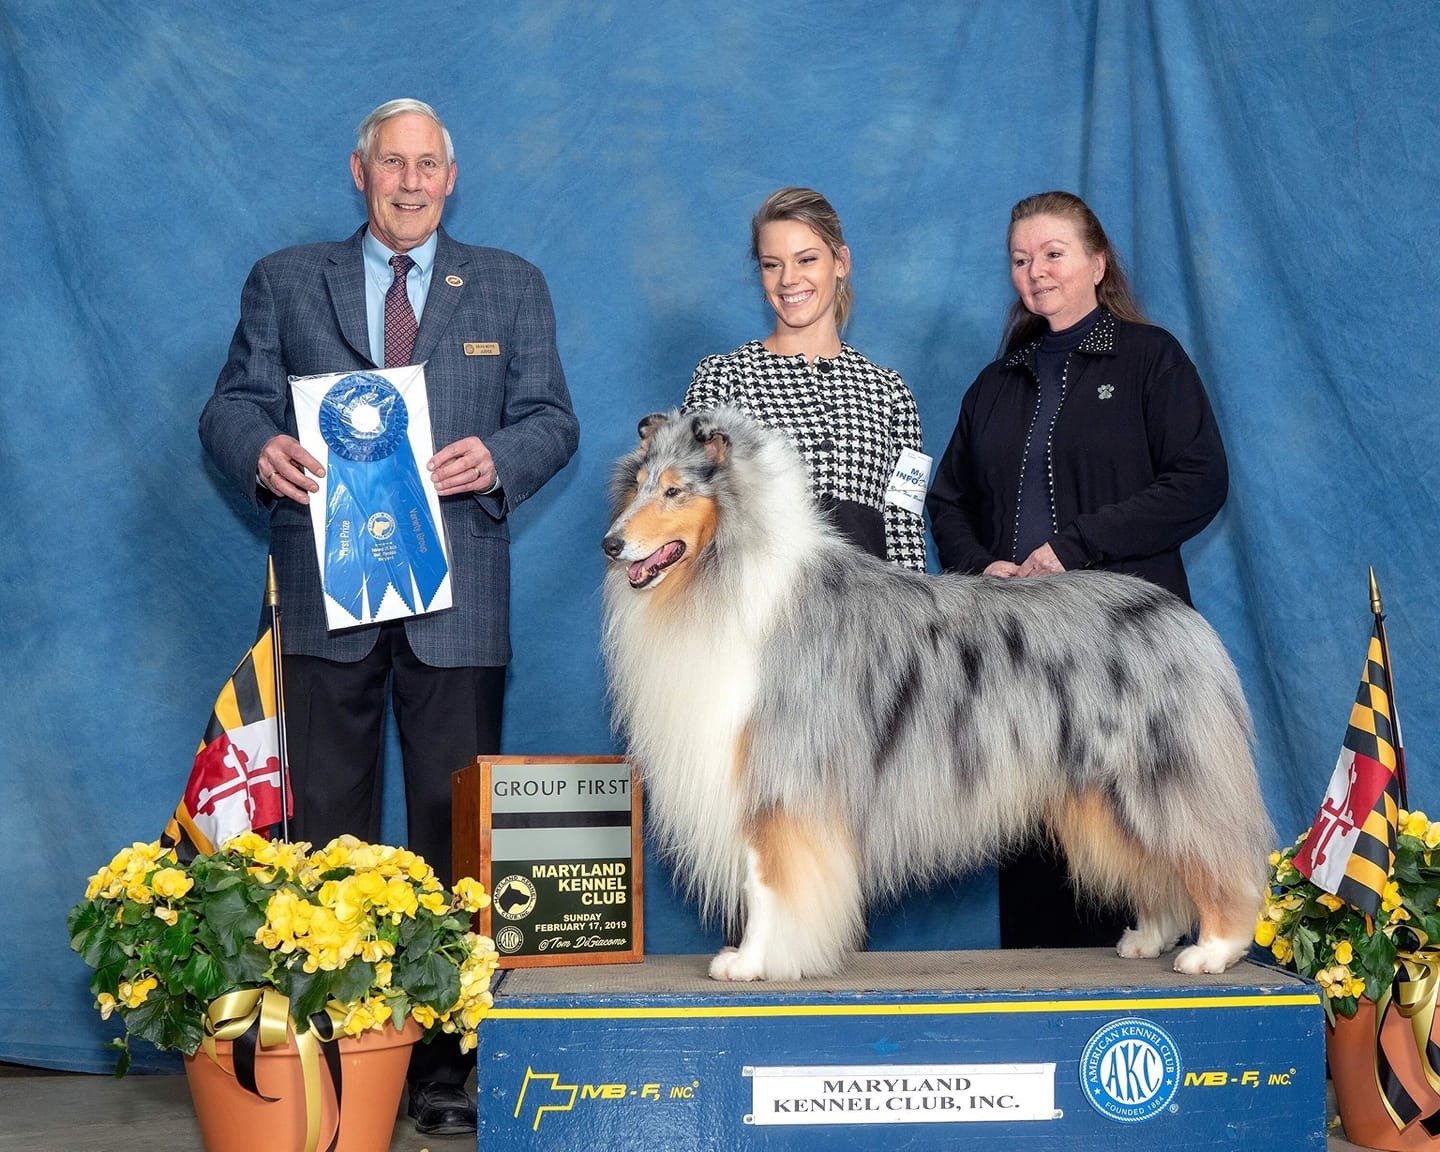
[{"x1": 601, "y1": 407, "x2": 1270, "y2": 980}]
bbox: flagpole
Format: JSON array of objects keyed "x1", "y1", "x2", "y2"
[
  {"x1": 1368, "y1": 566, "x2": 1408, "y2": 810},
  {"x1": 266, "y1": 556, "x2": 292, "y2": 842}
]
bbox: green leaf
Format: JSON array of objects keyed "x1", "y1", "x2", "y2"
[
  {"x1": 152, "y1": 922, "x2": 199, "y2": 970},
  {"x1": 395, "y1": 951, "x2": 459, "y2": 1008},
  {"x1": 397, "y1": 917, "x2": 438, "y2": 952},
  {"x1": 329, "y1": 960, "x2": 376, "y2": 1005},
  {"x1": 210, "y1": 937, "x2": 273, "y2": 988},
  {"x1": 287, "y1": 968, "x2": 339, "y2": 1026},
  {"x1": 178, "y1": 952, "x2": 230, "y2": 1003},
  {"x1": 1355, "y1": 929, "x2": 1398, "y2": 992},
  {"x1": 91, "y1": 957, "x2": 129, "y2": 996},
  {"x1": 109, "y1": 1037, "x2": 131, "y2": 1078},
  {"x1": 67, "y1": 900, "x2": 106, "y2": 945},
  {"x1": 83, "y1": 934, "x2": 130, "y2": 975},
  {"x1": 1394, "y1": 853, "x2": 1423, "y2": 885},
  {"x1": 118, "y1": 901, "x2": 151, "y2": 927},
  {"x1": 124, "y1": 993, "x2": 204, "y2": 1055},
  {"x1": 1291, "y1": 923, "x2": 1319, "y2": 974},
  {"x1": 200, "y1": 886, "x2": 264, "y2": 957}
]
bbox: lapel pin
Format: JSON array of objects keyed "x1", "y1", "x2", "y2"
[{"x1": 446, "y1": 274, "x2": 464, "y2": 287}]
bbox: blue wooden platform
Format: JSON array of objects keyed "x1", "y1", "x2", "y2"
[{"x1": 476, "y1": 950, "x2": 1326, "y2": 1150}]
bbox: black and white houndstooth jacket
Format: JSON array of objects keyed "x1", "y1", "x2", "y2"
[{"x1": 683, "y1": 341, "x2": 927, "y2": 570}]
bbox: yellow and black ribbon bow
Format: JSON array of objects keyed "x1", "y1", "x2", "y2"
[
  {"x1": 1374, "y1": 951, "x2": 1440, "y2": 1134},
  {"x1": 200, "y1": 988, "x2": 347, "y2": 1152}
]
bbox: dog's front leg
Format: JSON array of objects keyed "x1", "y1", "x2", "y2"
[
  {"x1": 709, "y1": 849, "x2": 779, "y2": 981},
  {"x1": 709, "y1": 811, "x2": 862, "y2": 981}
]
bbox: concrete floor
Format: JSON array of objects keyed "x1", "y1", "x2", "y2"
[
  {"x1": 0, "y1": 1065, "x2": 446, "y2": 1151},
  {"x1": 0, "y1": 1065, "x2": 1365, "y2": 1151}
]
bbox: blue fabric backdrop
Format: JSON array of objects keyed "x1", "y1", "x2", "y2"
[{"x1": 2, "y1": 1, "x2": 1436, "y2": 1072}]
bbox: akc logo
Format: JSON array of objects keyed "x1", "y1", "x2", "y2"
[{"x1": 1080, "y1": 1017, "x2": 1181, "y2": 1122}]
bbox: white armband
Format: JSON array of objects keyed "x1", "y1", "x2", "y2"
[{"x1": 884, "y1": 448, "x2": 933, "y2": 516}]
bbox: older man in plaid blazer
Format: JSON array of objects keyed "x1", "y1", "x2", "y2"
[{"x1": 199, "y1": 98, "x2": 578, "y2": 1135}]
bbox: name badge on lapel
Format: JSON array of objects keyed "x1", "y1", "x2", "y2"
[{"x1": 464, "y1": 342, "x2": 501, "y2": 357}]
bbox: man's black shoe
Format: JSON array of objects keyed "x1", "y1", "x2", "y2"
[{"x1": 407, "y1": 1081, "x2": 477, "y2": 1136}]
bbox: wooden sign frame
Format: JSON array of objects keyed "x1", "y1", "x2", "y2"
[{"x1": 453, "y1": 755, "x2": 643, "y2": 968}]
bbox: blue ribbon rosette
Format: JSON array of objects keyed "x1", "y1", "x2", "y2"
[{"x1": 319, "y1": 373, "x2": 447, "y2": 621}]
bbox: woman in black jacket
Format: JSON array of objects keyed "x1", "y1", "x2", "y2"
[{"x1": 926, "y1": 190, "x2": 1229, "y2": 947}]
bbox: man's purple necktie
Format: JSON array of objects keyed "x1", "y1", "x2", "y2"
[{"x1": 384, "y1": 253, "x2": 418, "y2": 368}]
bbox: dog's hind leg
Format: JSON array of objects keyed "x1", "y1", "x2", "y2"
[
  {"x1": 1116, "y1": 873, "x2": 1193, "y2": 959},
  {"x1": 709, "y1": 808, "x2": 862, "y2": 981},
  {"x1": 1052, "y1": 790, "x2": 1192, "y2": 958},
  {"x1": 1172, "y1": 859, "x2": 1262, "y2": 974}
]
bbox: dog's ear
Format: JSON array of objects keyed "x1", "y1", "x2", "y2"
[
  {"x1": 691, "y1": 416, "x2": 731, "y2": 465},
  {"x1": 637, "y1": 412, "x2": 669, "y2": 444}
]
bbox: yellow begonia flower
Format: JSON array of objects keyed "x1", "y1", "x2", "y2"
[
  {"x1": 418, "y1": 890, "x2": 448, "y2": 916},
  {"x1": 1382, "y1": 881, "x2": 1403, "y2": 912},
  {"x1": 151, "y1": 868, "x2": 193, "y2": 901},
  {"x1": 360, "y1": 938, "x2": 394, "y2": 964},
  {"x1": 261, "y1": 890, "x2": 314, "y2": 945},
  {"x1": 327, "y1": 877, "x2": 369, "y2": 926},
  {"x1": 154, "y1": 907, "x2": 179, "y2": 926},
  {"x1": 84, "y1": 869, "x2": 111, "y2": 900},
  {"x1": 342, "y1": 1004, "x2": 375, "y2": 1036},
  {"x1": 412, "y1": 1004, "x2": 438, "y2": 1030},
  {"x1": 118, "y1": 977, "x2": 157, "y2": 1009},
  {"x1": 1271, "y1": 937, "x2": 1294, "y2": 963},
  {"x1": 1334, "y1": 940, "x2": 1354, "y2": 964},
  {"x1": 125, "y1": 881, "x2": 154, "y2": 905},
  {"x1": 1426, "y1": 824, "x2": 1440, "y2": 850},
  {"x1": 1346, "y1": 977, "x2": 1366, "y2": 998},
  {"x1": 1318, "y1": 893, "x2": 1345, "y2": 912},
  {"x1": 453, "y1": 877, "x2": 490, "y2": 913},
  {"x1": 1404, "y1": 811, "x2": 1429, "y2": 838},
  {"x1": 383, "y1": 878, "x2": 419, "y2": 919},
  {"x1": 96, "y1": 992, "x2": 117, "y2": 1021},
  {"x1": 1254, "y1": 921, "x2": 1277, "y2": 947}
]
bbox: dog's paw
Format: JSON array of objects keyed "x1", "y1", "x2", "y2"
[
  {"x1": 1173, "y1": 939, "x2": 1246, "y2": 974},
  {"x1": 1116, "y1": 924, "x2": 1182, "y2": 959},
  {"x1": 709, "y1": 947, "x2": 764, "y2": 982}
]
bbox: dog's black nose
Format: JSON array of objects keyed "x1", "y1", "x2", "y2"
[{"x1": 602, "y1": 535, "x2": 624, "y2": 558}]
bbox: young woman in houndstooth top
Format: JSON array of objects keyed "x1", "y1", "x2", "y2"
[{"x1": 682, "y1": 187, "x2": 927, "y2": 570}]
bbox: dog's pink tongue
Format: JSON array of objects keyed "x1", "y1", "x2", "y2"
[{"x1": 627, "y1": 542, "x2": 681, "y2": 584}]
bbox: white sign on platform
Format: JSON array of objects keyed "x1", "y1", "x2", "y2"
[{"x1": 745, "y1": 1061, "x2": 1057, "y2": 1126}]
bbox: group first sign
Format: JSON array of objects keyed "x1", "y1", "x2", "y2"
[{"x1": 453, "y1": 756, "x2": 643, "y2": 967}]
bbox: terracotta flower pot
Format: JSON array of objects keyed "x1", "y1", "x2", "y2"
[
  {"x1": 183, "y1": 1018, "x2": 422, "y2": 1152},
  {"x1": 1329, "y1": 998, "x2": 1440, "y2": 1150}
]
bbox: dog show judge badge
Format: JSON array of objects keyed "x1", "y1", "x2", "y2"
[{"x1": 290, "y1": 365, "x2": 453, "y2": 629}]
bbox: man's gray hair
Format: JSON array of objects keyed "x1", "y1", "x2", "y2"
[{"x1": 355, "y1": 98, "x2": 455, "y2": 164}]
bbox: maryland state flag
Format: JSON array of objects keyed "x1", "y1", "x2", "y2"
[
  {"x1": 162, "y1": 627, "x2": 290, "y2": 859},
  {"x1": 1293, "y1": 620, "x2": 1403, "y2": 916}
]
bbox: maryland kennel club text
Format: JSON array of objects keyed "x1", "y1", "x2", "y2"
[{"x1": 747, "y1": 1063, "x2": 1056, "y2": 1125}]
